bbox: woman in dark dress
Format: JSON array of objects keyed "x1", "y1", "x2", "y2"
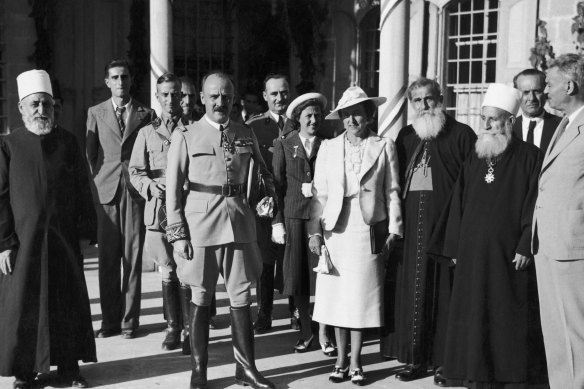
[{"x1": 272, "y1": 93, "x2": 336, "y2": 355}]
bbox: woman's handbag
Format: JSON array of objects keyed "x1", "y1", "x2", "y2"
[
  {"x1": 313, "y1": 245, "x2": 333, "y2": 274},
  {"x1": 370, "y1": 219, "x2": 389, "y2": 254}
]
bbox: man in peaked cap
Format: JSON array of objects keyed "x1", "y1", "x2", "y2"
[
  {"x1": 0, "y1": 70, "x2": 96, "y2": 388},
  {"x1": 427, "y1": 83, "x2": 547, "y2": 387}
]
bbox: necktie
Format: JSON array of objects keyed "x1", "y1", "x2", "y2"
[
  {"x1": 277, "y1": 115, "x2": 284, "y2": 131},
  {"x1": 526, "y1": 120, "x2": 536, "y2": 145},
  {"x1": 549, "y1": 116, "x2": 570, "y2": 153},
  {"x1": 304, "y1": 138, "x2": 312, "y2": 155},
  {"x1": 116, "y1": 106, "x2": 126, "y2": 135}
]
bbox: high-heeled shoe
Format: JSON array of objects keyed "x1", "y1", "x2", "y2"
[
  {"x1": 293, "y1": 334, "x2": 314, "y2": 353},
  {"x1": 329, "y1": 365, "x2": 349, "y2": 383},
  {"x1": 320, "y1": 341, "x2": 337, "y2": 357},
  {"x1": 350, "y1": 368, "x2": 366, "y2": 386}
]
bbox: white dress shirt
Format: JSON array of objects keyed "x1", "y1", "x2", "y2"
[{"x1": 521, "y1": 114, "x2": 543, "y2": 148}]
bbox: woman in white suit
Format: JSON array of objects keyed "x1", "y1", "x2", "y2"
[{"x1": 308, "y1": 86, "x2": 403, "y2": 385}]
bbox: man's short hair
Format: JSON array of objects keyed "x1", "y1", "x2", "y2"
[
  {"x1": 513, "y1": 68, "x2": 546, "y2": 88},
  {"x1": 549, "y1": 54, "x2": 584, "y2": 95},
  {"x1": 406, "y1": 78, "x2": 442, "y2": 101},
  {"x1": 263, "y1": 73, "x2": 289, "y2": 90},
  {"x1": 201, "y1": 71, "x2": 234, "y2": 91},
  {"x1": 157, "y1": 73, "x2": 181, "y2": 88},
  {"x1": 180, "y1": 76, "x2": 196, "y2": 88},
  {"x1": 104, "y1": 59, "x2": 131, "y2": 77}
]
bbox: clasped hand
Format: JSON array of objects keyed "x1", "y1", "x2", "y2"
[
  {"x1": 172, "y1": 240, "x2": 193, "y2": 261},
  {"x1": 150, "y1": 182, "x2": 166, "y2": 199}
]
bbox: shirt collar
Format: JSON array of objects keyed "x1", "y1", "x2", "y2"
[
  {"x1": 204, "y1": 114, "x2": 230, "y2": 130},
  {"x1": 521, "y1": 112, "x2": 544, "y2": 123},
  {"x1": 112, "y1": 98, "x2": 132, "y2": 111},
  {"x1": 269, "y1": 111, "x2": 284, "y2": 123},
  {"x1": 298, "y1": 133, "x2": 316, "y2": 143},
  {"x1": 568, "y1": 105, "x2": 584, "y2": 125}
]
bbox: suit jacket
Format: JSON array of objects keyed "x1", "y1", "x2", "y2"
[
  {"x1": 86, "y1": 99, "x2": 155, "y2": 204},
  {"x1": 512, "y1": 111, "x2": 562, "y2": 155},
  {"x1": 307, "y1": 131, "x2": 403, "y2": 237},
  {"x1": 129, "y1": 117, "x2": 188, "y2": 230},
  {"x1": 272, "y1": 132, "x2": 321, "y2": 224},
  {"x1": 533, "y1": 109, "x2": 584, "y2": 260},
  {"x1": 165, "y1": 118, "x2": 274, "y2": 247},
  {"x1": 246, "y1": 111, "x2": 292, "y2": 169}
]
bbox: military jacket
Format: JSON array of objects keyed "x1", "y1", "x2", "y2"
[
  {"x1": 129, "y1": 116, "x2": 188, "y2": 230},
  {"x1": 165, "y1": 117, "x2": 275, "y2": 246}
]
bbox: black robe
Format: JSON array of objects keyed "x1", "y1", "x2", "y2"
[
  {"x1": 428, "y1": 137, "x2": 547, "y2": 386},
  {"x1": 0, "y1": 127, "x2": 96, "y2": 376},
  {"x1": 381, "y1": 115, "x2": 476, "y2": 366}
]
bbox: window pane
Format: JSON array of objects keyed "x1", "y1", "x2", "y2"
[
  {"x1": 460, "y1": 62, "x2": 470, "y2": 84},
  {"x1": 474, "y1": 0, "x2": 485, "y2": 11},
  {"x1": 471, "y1": 61, "x2": 483, "y2": 83},
  {"x1": 449, "y1": 39, "x2": 458, "y2": 59},
  {"x1": 448, "y1": 62, "x2": 458, "y2": 84},
  {"x1": 473, "y1": 13, "x2": 484, "y2": 34},
  {"x1": 461, "y1": 14, "x2": 471, "y2": 35},
  {"x1": 488, "y1": 11, "x2": 498, "y2": 33},
  {"x1": 486, "y1": 60, "x2": 496, "y2": 82},
  {"x1": 487, "y1": 42, "x2": 496, "y2": 58},
  {"x1": 449, "y1": 15, "x2": 459, "y2": 36},
  {"x1": 461, "y1": 0, "x2": 472, "y2": 12},
  {"x1": 472, "y1": 42, "x2": 483, "y2": 58},
  {"x1": 460, "y1": 44, "x2": 470, "y2": 60},
  {"x1": 489, "y1": 0, "x2": 499, "y2": 9}
]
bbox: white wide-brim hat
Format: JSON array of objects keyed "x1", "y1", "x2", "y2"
[
  {"x1": 325, "y1": 86, "x2": 386, "y2": 120},
  {"x1": 286, "y1": 92, "x2": 328, "y2": 120},
  {"x1": 17, "y1": 69, "x2": 53, "y2": 101},
  {"x1": 481, "y1": 83, "x2": 522, "y2": 116}
]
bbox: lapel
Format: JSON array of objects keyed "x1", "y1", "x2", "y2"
[
  {"x1": 542, "y1": 112, "x2": 581, "y2": 173},
  {"x1": 329, "y1": 134, "x2": 345, "y2": 193},
  {"x1": 358, "y1": 131, "x2": 385, "y2": 181},
  {"x1": 540, "y1": 112, "x2": 558, "y2": 153},
  {"x1": 512, "y1": 116, "x2": 523, "y2": 140},
  {"x1": 98, "y1": 101, "x2": 122, "y2": 142},
  {"x1": 123, "y1": 101, "x2": 150, "y2": 143},
  {"x1": 310, "y1": 137, "x2": 322, "y2": 160},
  {"x1": 288, "y1": 133, "x2": 309, "y2": 161},
  {"x1": 155, "y1": 118, "x2": 172, "y2": 141}
]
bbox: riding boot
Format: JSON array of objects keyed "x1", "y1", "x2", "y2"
[
  {"x1": 254, "y1": 264, "x2": 274, "y2": 334},
  {"x1": 161, "y1": 281, "x2": 181, "y2": 350},
  {"x1": 190, "y1": 302, "x2": 210, "y2": 389},
  {"x1": 231, "y1": 305, "x2": 275, "y2": 389},
  {"x1": 180, "y1": 284, "x2": 192, "y2": 355}
]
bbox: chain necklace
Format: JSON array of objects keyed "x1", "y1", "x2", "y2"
[{"x1": 414, "y1": 141, "x2": 431, "y2": 177}]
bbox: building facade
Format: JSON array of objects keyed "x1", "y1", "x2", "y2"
[{"x1": 0, "y1": 0, "x2": 579, "y2": 140}]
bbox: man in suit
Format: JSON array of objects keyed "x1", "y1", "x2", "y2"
[
  {"x1": 246, "y1": 74, "x2": 297, "y2": 334},
  {"x1": 512, "y1": 68, "x2": 562, "y2": 154},
  {"x1": 166, "y1": 72, "x2": 275, "y2": 389},
  {"x1": 86, "y1": 59, "x2": 155, "y2": 339},
  {"x1": 533, "y1": 53, "x2": 584, "y2": 389}
]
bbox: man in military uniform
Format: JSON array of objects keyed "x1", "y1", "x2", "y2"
[
  {"x1": 166, "y1": 72, "x2": 275, "y2": 389},
  {"x1": 246, "y1": 73, "x2": 298, "y2": 334},
  {"x1": 130, "y1": 73, "x2": 193, "y2": 354}
]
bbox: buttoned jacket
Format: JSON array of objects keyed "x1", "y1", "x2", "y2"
[
  {"x1": 165, "y1": 118, "x2": 274, "y2": 246},
  {"x1": 86, "y1": 99, "x2": 155, "y2": 204},
  {"x1": 129, "y1": 117, "x2": 188, "y2": 230},
  {"x1": 272, "y1": 132, "x2": 321, "y2": 224},
  {"x1": 307, "y1": 131, "x2": 403, "y2": 237},
  {"x1": 533, "y1": 109, "x2": 584, "y2": 260}
]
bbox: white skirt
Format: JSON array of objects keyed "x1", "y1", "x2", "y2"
[{"x1": 313, "y1": 197, "x2": 385, "y2": 328}]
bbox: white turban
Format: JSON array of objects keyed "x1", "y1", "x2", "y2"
[
  {"x1": 17, "y1": 69, "x2": 53, "y2": 101},
  {"x1": 481, "y1": 83, "x2": 521, "y2": 116}
]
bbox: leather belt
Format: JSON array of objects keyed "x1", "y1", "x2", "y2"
[
  {"x1": 188, "y1": 182, "x2": 245, "y2": 197},
  {"x1": 149, "y1": 169, "x2": 166, "y2": 179}
]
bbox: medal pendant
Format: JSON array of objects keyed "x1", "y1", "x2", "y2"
[{"x1": 485, "y1": 172, "x2": 495, "y2": 183}]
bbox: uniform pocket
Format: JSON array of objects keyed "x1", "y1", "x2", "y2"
[{"x1": 191, "y1": 145, "x2": 215, "y2": 156}]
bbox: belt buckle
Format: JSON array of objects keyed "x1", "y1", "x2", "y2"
[{"x1": 222, "y1": 184, "x2": 232, "y2": 197}]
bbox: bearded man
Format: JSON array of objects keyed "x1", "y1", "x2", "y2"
[
  {"x1": 381, "y1": 78, "x2": 476, "y2": 385},
  {"x1": 428, "y1": 83, "x2": 547, "y2": 387},
  {"x1": 0, "y1": 70, "x2": 96, "y2": 388}
]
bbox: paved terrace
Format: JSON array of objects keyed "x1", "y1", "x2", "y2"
[{"x1": 0, "y1": 243, "x2": 460, "y2": 389}]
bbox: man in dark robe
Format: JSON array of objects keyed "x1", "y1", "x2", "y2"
[
  {"x1": 429, "y1": 83, "x2": 546, "y2": 388},
  {"x1": 0, "y1": 70, "x2": 96, "y2": 388},
  {"x1": 381, "y1": 78, "x2": 476, "y2": 384}
]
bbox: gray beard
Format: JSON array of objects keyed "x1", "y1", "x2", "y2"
[
  {"x1": 412, "y1": 109, "x2": 446, "y2": 140},
  {"x1": 475, "y1": 130, "x2": 512, "y2": 159},
  {"x1": 24, "y1": 115, "x2": 54, "y2": 136}
]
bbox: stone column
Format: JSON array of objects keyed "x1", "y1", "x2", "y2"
[
  {"x1": 150, "y1": 0, "x2": 173, "y2": 114},
  {"x1": 426, "y1": 2, "x2": 440, "y2": 80},
  {"x1": 377, "y1": 0, "x2": 410, "y2": 140}
]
